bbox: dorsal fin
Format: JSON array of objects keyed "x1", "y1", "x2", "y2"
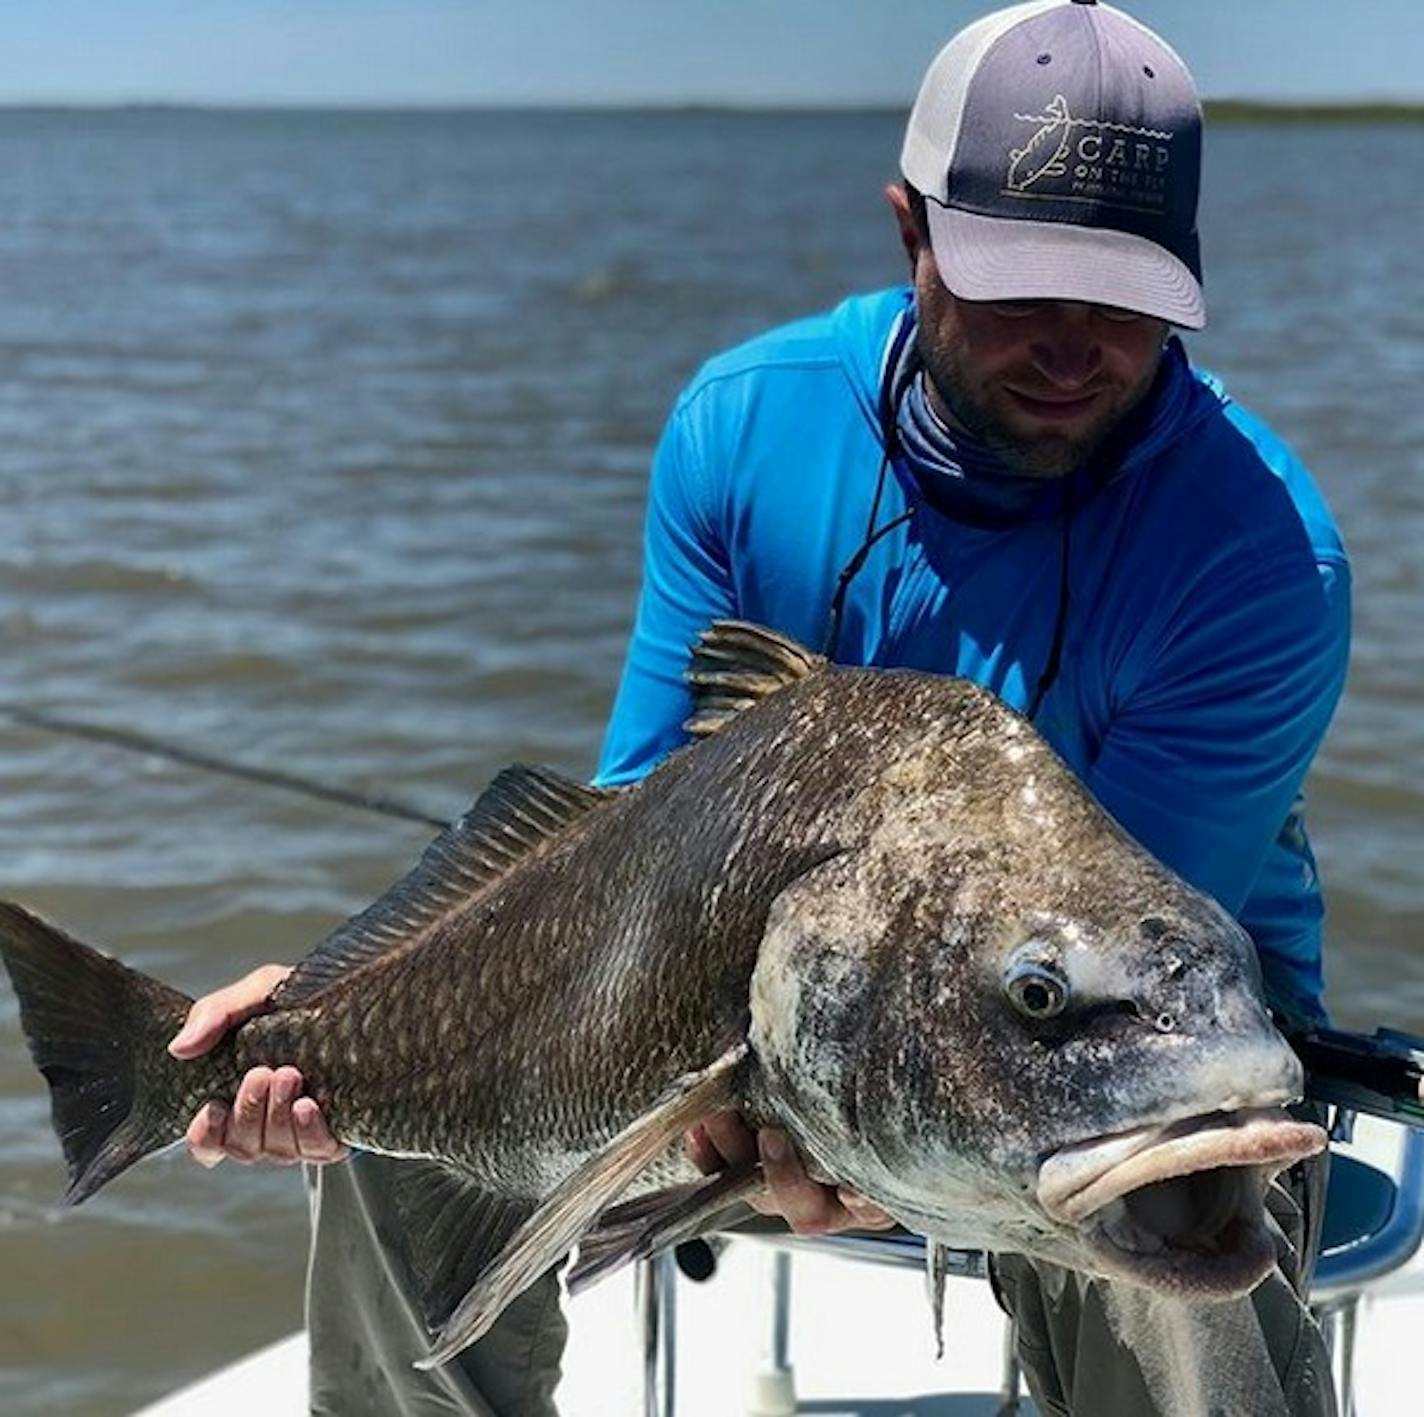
[
  {"x1": 272, "y1": 765, "x2": 613, "y2": 1009},
  {"x1": 683, "y1": 620, "x2": 827, "y2": 739}
]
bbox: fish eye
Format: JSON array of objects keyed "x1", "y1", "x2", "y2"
[{"x1": 1004, "y1": 956, "x2": 1070, "y2": 1020}]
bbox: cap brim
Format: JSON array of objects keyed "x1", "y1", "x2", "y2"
[{"x1": 926, "y1": 204, "x2": 1206, "y2": 330}]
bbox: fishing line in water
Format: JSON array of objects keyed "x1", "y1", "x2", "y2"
[{"x1": 0, "y1": 703, "x2": 450, "y2": 830}]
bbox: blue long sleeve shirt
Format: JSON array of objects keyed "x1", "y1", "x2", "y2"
[{"x1": 596, "y1": 287, "x2": 1350, "y2": 1023}]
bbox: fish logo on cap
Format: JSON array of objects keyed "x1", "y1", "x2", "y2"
[{"x1": 1006, "y1": 94, "x2": 1073, "y2": 192}]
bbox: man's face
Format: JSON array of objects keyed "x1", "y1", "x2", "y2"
[{"x1": 893, "y1": 191, "x2": 1170, "y2": 478}]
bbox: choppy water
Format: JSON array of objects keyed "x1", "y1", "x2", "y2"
[{"x1": 0, "y1": 110, "x2": 1420, "y2": 1413}]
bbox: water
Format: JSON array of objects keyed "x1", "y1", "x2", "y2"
[{"x1": 0, "y1": 110, "x2": 1419, "y2": 1412}]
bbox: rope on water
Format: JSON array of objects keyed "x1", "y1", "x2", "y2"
[{"x1": 0, "y1": 703, "x2": 450, "y2": 830}]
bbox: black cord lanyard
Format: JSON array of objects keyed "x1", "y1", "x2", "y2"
[
  {"x1": 822, "y1": 316, "x2": 1075, "y2": 723},
  {"x1": 821, "y1": 447, "x2": 912, "y2": 659},
  {"x1": 822, "y1": 312, "x2": 919, "y2": 660}
]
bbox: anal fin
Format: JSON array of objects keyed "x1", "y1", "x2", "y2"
[
  {"x1": 387, "y1": 1159, "x2": 537, "y2": 1331},
  {"x1": 417, "y1": 1040, "x2": 748, "y2": 1370}
]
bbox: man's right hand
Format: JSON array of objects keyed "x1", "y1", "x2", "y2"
[
  {"x1": 687, "y1": 1111, "x2": 894, "y2": 1236},
  {"x1": 167, "y1": 964, "x2": 349, "y2": 1169}
]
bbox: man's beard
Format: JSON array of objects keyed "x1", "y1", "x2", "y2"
[{"x1": 916, "y1": 325, "x2": 1164, "y2": 479}]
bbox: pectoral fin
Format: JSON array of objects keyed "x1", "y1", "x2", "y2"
[{"x1": 416, "y1": 1040, "x2": 748, "y2": 1370}]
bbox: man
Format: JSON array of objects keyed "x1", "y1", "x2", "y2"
[
  {"x1": 593, "y1": 6, "x2": 1348, "y2": 1413},
  {"x1": 173, "y1": 2, "x2": 1349, "y2": 1412}
]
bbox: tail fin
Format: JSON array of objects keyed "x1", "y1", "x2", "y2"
[{"x1": 0, "y1": 900, "x2": 196, "y2": 1204}]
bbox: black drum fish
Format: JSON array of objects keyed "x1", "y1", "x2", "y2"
[{"x1": 0, "y1": 622, "x2": 1323, "y2": 1366}]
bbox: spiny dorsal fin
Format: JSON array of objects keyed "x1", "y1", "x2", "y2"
[
  {"x1": 683, "y1": 620, "x2": 826, "y2": 739},
  {"x1": 273, "y1": 765, "x2": 613, "y2": 1009}
]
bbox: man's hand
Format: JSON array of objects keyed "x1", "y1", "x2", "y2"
[
  {"x1": 686, "y1": 1111, "x2": 894, "y2": 1235},
  {"x1": 167, "y1": 964, "x2": 348, "y2": 1168}
]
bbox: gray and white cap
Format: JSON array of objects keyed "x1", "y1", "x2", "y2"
[{"x1": 901, "y1": 0, "x2": 1205, "y2": 328}]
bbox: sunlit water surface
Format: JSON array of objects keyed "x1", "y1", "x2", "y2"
[{"x1": 0, "y1": 111, "x2": 1419, "y2": 1413}]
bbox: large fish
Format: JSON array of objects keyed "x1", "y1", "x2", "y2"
[{"x1": 0, "y1": 622, "x2": 1323, "y2": 1366}]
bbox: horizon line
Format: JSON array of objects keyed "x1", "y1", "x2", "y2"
[{"x1": 0, "y1": 97, "x2": 1420, "y2": 119}]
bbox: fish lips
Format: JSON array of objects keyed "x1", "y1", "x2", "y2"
[{"x1": 1037, "y1": 1106, "x2": 1326, "y2": 1298}]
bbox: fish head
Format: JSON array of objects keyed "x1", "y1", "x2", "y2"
[{"x1": 749, "y1": 694, "x2": 1323, "y2": 1298}]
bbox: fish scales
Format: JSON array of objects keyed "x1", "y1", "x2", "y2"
[
  {"x1": 0, "y1": 621, "x2": 1327, "y2": 1363},
  {"x1": 96, "y1": 669, "x2": 968, "y2": 1192}
]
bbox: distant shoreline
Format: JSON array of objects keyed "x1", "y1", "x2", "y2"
[
  {"x1": 0, "y1": 100, "x2": 1418, "y2": 122},
  {"x1": 1204, "y1": 99, "x2": 1424, "y2": 122}
]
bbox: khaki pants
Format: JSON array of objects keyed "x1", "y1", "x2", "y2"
[
  {"x1": 306, "y1": 1154, "x2": 566, "y2": 1417},
  {"x1": 305, "y1": 1148, "x2": 1334, "y2": 1417}
]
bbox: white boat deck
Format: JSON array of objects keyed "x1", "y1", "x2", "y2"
[
  {"x1": 134, "y1": 1243, "x2": 1032, "y2": 1417},
  {"x1": 135, "y1": 1114, "x2": 1424, "y2": 1416}
]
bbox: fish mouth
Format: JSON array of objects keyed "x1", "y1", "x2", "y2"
[{"x1": 1038, "y1": 1107, "x2": 1326, "y2": 1298}]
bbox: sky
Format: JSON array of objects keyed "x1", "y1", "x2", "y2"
[{"x1": 3, "y1": 0, "x2": 1421, "y2": 107}]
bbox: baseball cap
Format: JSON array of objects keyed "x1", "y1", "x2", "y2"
[{"x1": 901, "y1": 0, "x2": 1205, "y2": 328}]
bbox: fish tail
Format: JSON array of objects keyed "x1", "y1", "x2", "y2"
[{"x1": 0, "y1": 900, "x2": 198, "y2": 1204}]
